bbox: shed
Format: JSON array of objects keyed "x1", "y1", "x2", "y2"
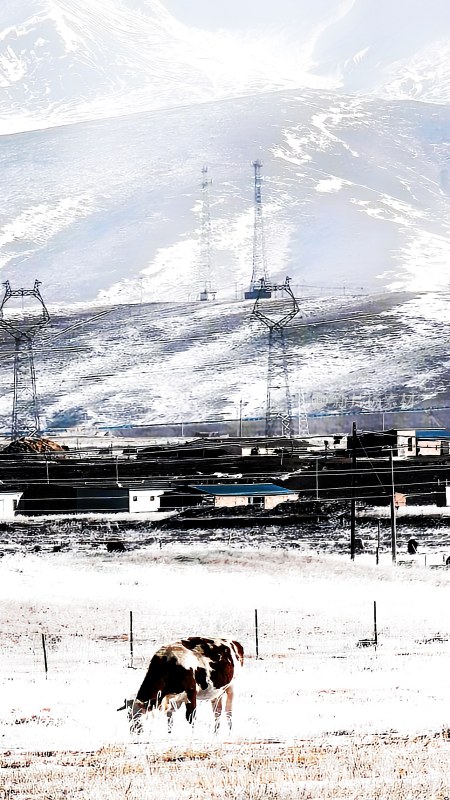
[
  {"x1": 191, "y1": 483, "x2": 298, "y2": 510},
  {"x1": 0, "y1": 491, "x2": 22, "y2": 520}
]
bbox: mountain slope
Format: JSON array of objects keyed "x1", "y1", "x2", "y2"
[
  {"x1": 0, "y1": 290, "x2": 449, "y2": 434},
  {"x1": 0, "y1": 90, "x2": 449, "y2": 308},
  {"x1": 2, "y1": 0, "x2": 450, "y2": 137},
  {"x1": 0, "y1": 1, "x2": 449, "y2": 433},
  {"x1": 0, "y1": 0, "x2": 322, "y2": 135}
]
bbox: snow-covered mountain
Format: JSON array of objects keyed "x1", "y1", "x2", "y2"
[
  {"x1": 0, "y1": 1, "x2": 449, "y2": 431},
  {"x1": 2, "y1": 0, "x2": 450, "y2": 137},
  {"x1": 0, "y1": 88, "x2": 448, "y2": 307},
  {"x1": 0, "y1": 0, "x2": 330, "y2": 136}
]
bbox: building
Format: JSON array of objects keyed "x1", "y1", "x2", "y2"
[
  {"x1": 19, "y1": 484, "x2": 167, "y2": 515},
  {"x1": 0, "y1": 491, "x2": 22, "y2": 520},
  {"x1": 191, "y1": 483, "x2": 299, "y2": 510},
  {"x1": 416, "y1": 429, "x2": 450, "y2": 457}
]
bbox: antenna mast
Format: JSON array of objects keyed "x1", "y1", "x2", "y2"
[
  {"x1": 0, "y1": 280, "x2": 50, "y2": 440},
  {"x1": 197, "y1": 165, "x2": 216, "y2": 301},
  {"x1": 252, "y1": 277, "x2": 309, "y2": 438},
  {"x1": 245, "y1": 160, "x2": 272, "y2": 300}
]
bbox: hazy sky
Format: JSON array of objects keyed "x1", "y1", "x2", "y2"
[{"x1": 162, "y1": 0, "x2": 336, "y2": 30}]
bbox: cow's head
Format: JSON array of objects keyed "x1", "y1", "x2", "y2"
[{"x1": 117, "y1": 697, "x2": 154, "y2": 734}]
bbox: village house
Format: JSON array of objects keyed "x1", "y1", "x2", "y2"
[{"x1": 191, "y1": 483, "x2": 299, "y2": 510}]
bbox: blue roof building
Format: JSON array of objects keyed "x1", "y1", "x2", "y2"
[{"x1": 191, "y1": 483, "x2": 298, "y2": 510}]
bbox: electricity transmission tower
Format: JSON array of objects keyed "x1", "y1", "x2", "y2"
[
  {"x1": 252, "y1": 277, "x2": 309, "y2": 438},
  {"x1": 0, "y1": 280, "x2": 50, "y2": 440},
  {"x1": 0, "y1": 280, "x2": 114, "y2": 442},
  {"x1": 197, "y1": 165, "x2": 216, "y2": 301},
  {"x1": 245, "y1": 160, "x2": 272, "y2": 300}
]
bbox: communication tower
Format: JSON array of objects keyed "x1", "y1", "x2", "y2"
[
  {"x1": 252, "y1": 277, "x2": 309, "y2": 438},
  {"x1": 245, "y1": 159, "x2": 272, "y2": 300},
  {"x1": 197, "y1": 165, "x2": 216, "y2": 301},
  {"x1": 0, "y1": 280, "x2": 50, "y2": 439}
]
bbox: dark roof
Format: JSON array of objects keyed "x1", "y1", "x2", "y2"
[{"x1": 191, "y1": 483, "x2": 295, "y2": 497}]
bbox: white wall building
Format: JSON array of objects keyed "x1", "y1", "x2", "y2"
[
  {"x1": 0, "y1": 491, "x2": 22, "y2": 520},
  {"x1": 128, "y1": 489, "x2": 164, "y2": 513}
]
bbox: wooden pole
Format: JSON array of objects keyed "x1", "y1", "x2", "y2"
[
  {"x1": 390, "y1": 449, "x2": 397, "y2": 564},
  {"x1": 373, "y1": 601, "x2": 378, "y2": 646},
  {"x1": 254, "y1": 609, "x2": 259, "y2": 660},
  {"x1": 376, "y1": 519, "x2": 381, "y2": 565},
  {"x1": 42, "y1": 633, "x2": 48, "y2": 677},
  {"x1": 129, "y1": 611, "x2": 134, "y2": 669},
  {"x1": 350, "y1": 422, "x2": 357, "y2": 560}
]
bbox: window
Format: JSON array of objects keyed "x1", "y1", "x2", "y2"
[
  {"x1": 150, "y1": 495, "x2": 155, "y2": 501},
  {"x1": 132, "y1": 495, "x2": 137, "y2": 501},
  {"x1": 248, "y1": 496, "x2": 264, "y2": 506},
  {"x1": 407, "y1": 437, "x2": 413, "y2": 451}
]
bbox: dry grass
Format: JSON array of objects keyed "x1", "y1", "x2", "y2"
[{"x1": 2, "y1": 732, "x2": 450, "y2": 799}]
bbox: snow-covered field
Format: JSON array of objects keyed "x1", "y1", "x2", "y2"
[{"x1": 1, "y1": 541, "x2": 450, "y2": 797}]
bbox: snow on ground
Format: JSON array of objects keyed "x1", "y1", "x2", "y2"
[{"x1": 1, "y1": 542, "x2": 450, "y2": 755}]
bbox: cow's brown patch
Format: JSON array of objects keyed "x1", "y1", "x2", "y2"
[
  {"x1": 209, "y1": 646, "x2": 234, "y2": 689},
  {"x1": 181, "y1": 637, "x2": 243, "y2": 689},
  {"x1": 231, "y1": 640, "x2": 245, "y2": 665},
  {"x1": 137, "y1": 655, "x2": 196, "y2": 707},
  {"x1": 181, "y1": 637, "x2": 217, "y2": 657},
  {"x1": 195, "y1": 667, "x2": 208, "y2": 690}
]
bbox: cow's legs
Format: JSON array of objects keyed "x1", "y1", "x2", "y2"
[
  {"x1": 167, "y1": 710, "x2": 174, "y2": 734},
  {"x1": 224, "y1": 685, "x2": 234, "y2": 730},
  {"x1": 212, "y1": 695, "x2": 223, "y2": 733},
  {"x1": 185, "y1": 686, "x2": 197, "y2": 726}
]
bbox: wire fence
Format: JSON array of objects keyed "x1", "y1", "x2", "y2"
[{"x1": 3, "y1": 600, "x2": 450, "y2": 680}]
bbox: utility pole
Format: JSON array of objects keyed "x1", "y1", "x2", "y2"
[
  {"x1": 238, "y1": 398, "x2": 245, "y2": 438},
  {"x1": 390, "y1": 448, "x2": 397, "y2": 564},
  {"x1": 350, "y1": 422, "x2": 357, "y2": 560}
]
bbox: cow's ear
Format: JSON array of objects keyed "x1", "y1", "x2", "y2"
[{"x1": 117, "y1": 700, "x2": 127, "y2": 711}]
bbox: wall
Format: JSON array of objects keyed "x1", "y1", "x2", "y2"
[
  {"x1": 214, "y1": 493, "x2": 298, "y2": 509},
  {"x1": 0, "y1": 495, "x2": 18, "y2": 520},
  {"x1": 397, "y1": 431, "x2": 416, "y2": 458},
  {"x1": 417, "y1": 440, "x2": 442, "y2": 456},
  {"x1": 128, "y1": 490, "x2": 163, "y2": 513},
  {"x1": 214, "y1": 496, "x2": 248, "y2": 508},
  {"x1": 76, "y1": 487, "x2": 128, "y2": 513},
  {"x1": 265, "y1": 493, "x2": 298, "y2": 510}
]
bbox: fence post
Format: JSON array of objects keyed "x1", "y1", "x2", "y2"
[
  {"x1": 254, "y1": 609, "x2": 259, "y2": 660},
  {"x1": 129, "y1": 611, "x2": 134, "y2": 669},
  {"x1": 42, "y1": 633, "x2": 48, "y2": 677},
  {"x1": 373, "y1": 601, "x2": 378, "y2": 647}
]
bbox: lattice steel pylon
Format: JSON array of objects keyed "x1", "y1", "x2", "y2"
[
  {"x1": 197, "y1": 165, "x2": 216, "y2": 301},
  {"x1": 245, "y1": 160, "x2": 272, "y2": 300},
  {"x1": 0, "y1": 280, "x2": 50, "y2": 440},
  {"x1": 252, "y1": 277, "x2": 309, "y2": 438}
]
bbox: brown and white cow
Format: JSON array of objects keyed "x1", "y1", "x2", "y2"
[{"x1": 122, "y1": 636, "x2": 244, "y2": 734}]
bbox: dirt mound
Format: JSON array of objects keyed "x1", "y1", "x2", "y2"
[{"x1": 2, "y1": 437, "x2": 68, "y2": 455}]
